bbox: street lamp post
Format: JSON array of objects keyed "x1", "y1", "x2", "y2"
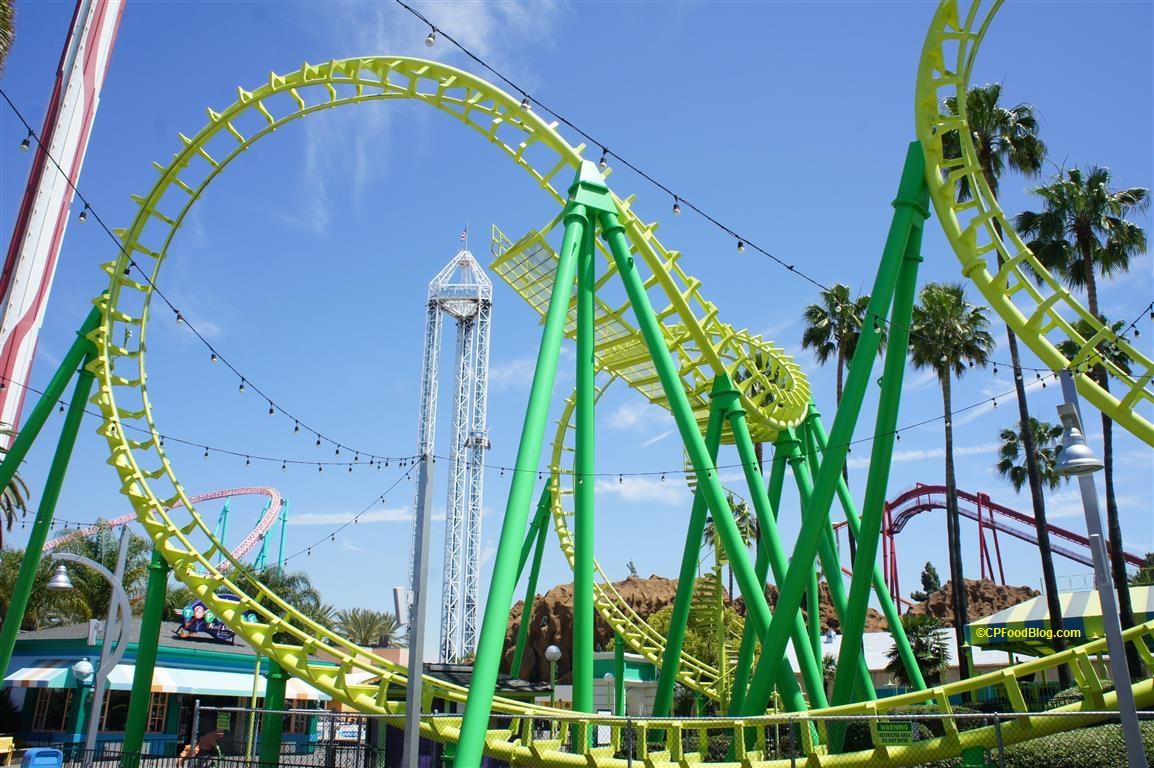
[
  {"x1": 48, "y1": 528, "x2": 132, "y2": 767},
  {"x1": 1055, "y1": 372, "x2": 1148, "y2": 768},
  {"x1": 545, "y1": 644, "x2": 562, "y2": 740}
]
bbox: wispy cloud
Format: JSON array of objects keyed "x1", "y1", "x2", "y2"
[
  {"x1": 489, "y1": 357, "x2": 536, "y2": 391},
  {"x1": 291, "y1": 1, "x2": 563, "y2": 233},
  {"x1": 641, "y1": 430, "x2": 673, "y2": 448},
  {"x1": 341, "y1": 538, "x2": 366, "y2": 553},
  {"x1": 605, "y1": 401, "x2": 673, "y2": 431},
  {"x1": 290, "y1": 507, "x2": 412, "y2": 525},
  {"x1": 594, "y1": 476, "x2": 688, "y2": 506},
  {"x1": 846, "y1": 441, "x2": 999, "y2": 470}
]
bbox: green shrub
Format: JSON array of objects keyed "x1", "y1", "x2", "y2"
[
  {"x1": 1043, "y1": 686, "x2": 1086, "y2": 711},
  {"x1": 1002, "y1": 721, "x2": 1154, "y2": 768}
]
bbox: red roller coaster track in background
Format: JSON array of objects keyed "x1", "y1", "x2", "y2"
[
  {"x1": 43, "y1": 487, "x2": 283, "y2": 572},
  {"x1": 834, "y1": 484, "x2": 1145, "y2": 610}
]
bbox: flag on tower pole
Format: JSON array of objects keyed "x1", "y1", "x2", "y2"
[{"x1": 0, "y1": 0, "x2": 126, "y2": 443}]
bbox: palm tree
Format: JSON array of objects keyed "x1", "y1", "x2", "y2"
[
  {"x1": 702, "y1": 495, "x2": 758, "y2": 600},
  {"x1": 1017, "y1": 168, "x2": 1149, "y2": 672},
  {"x1": 801, "y1": 284, "x2": 883, "y2": 407},
  {"x1": 0, "y1": 426, "x2": 29, "y2": 548},
  {"x1": 910, "y1": 282, "x2": 995, "y2": 684},
  {"x1": 942, "y1": 85, "x2": 1069, "y2": 679},
  {"x1": 995, "y1": 418, "x2": 1065, "y2": 492},
  {"x1": 886, "y1": 615, "x2": 950, "y2": 688},
  {"x1": 0, "y1": 0, "x2": 13, "y2": 73},
  {"x1": 335, "y1": 608, "x2": 400, "y2": 648}
]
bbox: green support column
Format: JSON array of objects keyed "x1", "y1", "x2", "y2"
[
  {"x1": 0, "y1": 305, "x2": 100, "y2": 493},
  {"x1": 573, "y1": 212, "x2": 597, "y2": 715},
  {"x1": 453, "y1": 168, "x2": 591, "y2": 768},
  {"x1": 804, "y1": 411, "x2": 924, "y2": 689},
  {"x1": 744, "y1": 142, "x2": 926, "y2": 716},
  {"x1": 727, "y1": 444, "x2": 788, "y2": 715},
  {"x1": 613, "y1": 634, "x2": 625, "y2": 716},
  {"x1": 258, "y1": 661, "x2": 289, "y2": 767},
  {"x1": 781, "y1": 427, "x2": 875, "y2": 701},
  {"x1": 0, "y1": 353, "x2": 98, "y2": 679},
  {"x1": 510, "y1": 488, "x2": 552, "y2": 678},
  {"x1": 831, "y1": 185, "x2": 927, "y2": 707},
  {"x1": 121, "y1": 549, "x2": 171, "y2": 767},
  {"x1": 721, "y1": 389, "x2": 828, "y2": 712},
  {"x1": 599, "y1": 208, "x2": 795, "y2": 716},
  {"x1": 651, "y1": 380, "x2": 729, "y2": 717}
]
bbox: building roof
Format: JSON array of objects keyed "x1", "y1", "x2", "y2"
[
  {"x1": 423, "y1": 663, "x2": 551, "y2": 695},
  {"x1": 18, "y1": 618, "x2": 267, "y2": 658}
]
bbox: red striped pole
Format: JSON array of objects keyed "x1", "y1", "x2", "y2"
[{"x1": 0, "y1": 0, "x2": 125, "y2": 440}]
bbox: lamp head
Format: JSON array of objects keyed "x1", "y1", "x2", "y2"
[
  {"x1": 71, "y1": 658, "x2": 94, "y2": 684},
  {"x1": 1055, "y1": 403, "x2": 1103, "y2": 476},
  {"x1": 544, "y1": 645, "x2": 562, "y2": 662},
  {"x1": 47, "y1": 564, "x2": 74, "y2": 591}
]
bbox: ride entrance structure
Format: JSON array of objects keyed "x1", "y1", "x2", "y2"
[{"x1": 0, "y1": 2, "x2": 1151, "y2": 767}]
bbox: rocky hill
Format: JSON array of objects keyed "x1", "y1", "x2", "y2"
[{"x1": 903, "y1": 578, "x2": 1038, "y2": 624}]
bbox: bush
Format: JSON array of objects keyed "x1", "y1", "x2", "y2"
[
  {"x1": 1043, "y1": 686, "x2": 1085, "y2": 711},
  {"x1": 1002, "y1": 721, "x2": 1154, "y2": 768}
]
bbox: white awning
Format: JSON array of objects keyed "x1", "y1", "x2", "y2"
[
  {"x1": 3, "y1": 660, "x2": 71, "y2": 688},
  {"x1": 104, "y1": 664, "x2": 329, "y2": 701}
]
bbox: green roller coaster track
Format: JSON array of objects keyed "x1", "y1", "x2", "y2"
[{"x1": 0, "y1": 1, "x2": 1150, "y2": 767}]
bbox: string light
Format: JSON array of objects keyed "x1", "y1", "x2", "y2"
[
  {"x1": 19, "y1": 130, "x2": 30, "y2": 151},
  {"x1": 78, "y1": 204, "x2": 89, "y2": 223},
  {"x1": 520, "y1": 95, "x2": 530, "y2": 110},
  {"x1": 268, "y1": 402, "x2": 275, "y2": 416},
  {"x1": 599, "y1": 148, "x2": 608, "y2": 169},
  {"x1": 294, "y1": 421, "x2": 300, "y2": 433},
  {"x1": 175, "y1": 311, "x2": 184, "y2": 324},
  {"x1": 672, "y1": 198, "x2": 680, "y2": 215},
  {"x1": 210, "y1": 352, "x2": 218, "y2": 363},
  {"x1": 238, "y1": 379, "x2": 246, "y2": 394},
  {"x1": 425, "y1": 28, "x2": 436, "y2": 47},
  {"x1": 737, "y1": 240, "x2": 745, "y2": 253},
  {"x1": 204, "y1": 447, "x2": 210, "y2": 459}
]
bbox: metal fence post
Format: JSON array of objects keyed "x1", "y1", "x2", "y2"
[
  {"x1": 994, "y1": 715, "x2": 1006, "y2": 767},
  {"x1": 189, "y1": 700, "x2": 201, "y2": 759},
  {"x1": 625, "y1": 716, "x2": 632, "y2": 768},
  {"x1": 324, "y1": 711, "x2": 336, "y2": 768}
]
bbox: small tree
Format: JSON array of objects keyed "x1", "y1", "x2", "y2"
[
  {"x1": 886, "y1": 614, "x2": 950, "y2": 688},
  {"x1": 1131, "y1": 553, "x2": 1154, "y2": 587},
  {"x1": 910, "y1": 562, "x2": 941, "y2": 602}
]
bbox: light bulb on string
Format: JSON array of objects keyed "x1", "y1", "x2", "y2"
[
  {"x1": 425, "y1": 29, "x2": 436, "y2": 47},
  {"x1": 78, "y1": 205, "x2": 89, "y2": 223},
  {"x1": 737, "y1": 240, "x2": 745, "y2": 253},
  {"x1": 316, "y1": 436, "x2": 322, "y2": 447},
  {"x1": 672, "y1": 198, "x2": 680, "y2": 215},
  {"x1": 210, "y1": 352, "x2": 217, "y2": 363},
  {"x1": 20, "y1": 131, "x2": 31, "y2": 151},
  {"x1": 318, "y1": 464, "x2": 323, "y2": 473},
  {"x1": 335, "y1": 446, "x2": 341, "y2": 456},
  {"x1": 281, "y1": 461, "x2": 287, "y2": 471},
  {"x1": 520, "y1": 95, "x2": 530, "y2": 110},
  {"x1": 598, "y1": 148, "x2": 608, "y2": 169},
  {"x1": 245, "y1": 456, "x2": 251, "y2": 466},
  {"x1": 294, "y1": 421, "x2": 300, "y2": 433},
  {"x1": 175, "y1": 311, "x2": 184, "y2": 324},
  {"x1": 238, "y1": 379, "x2": 246, "y2": 393},
  {"x1": 204, "y1": 447, "x2": 209, "y2": 459},
  {"x1": 268, "y1": 402, "x2": 275, "y2": 416}
]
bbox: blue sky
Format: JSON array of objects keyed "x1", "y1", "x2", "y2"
[{"x1": 1, "y1": 1, "x2": 1151, "y2": 653}]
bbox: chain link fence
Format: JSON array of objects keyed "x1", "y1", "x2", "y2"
[{"x1": 14, "y1": 704, "x2": 1153, "y2": 768}]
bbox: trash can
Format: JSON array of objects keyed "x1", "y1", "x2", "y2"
[{"x1": 20, "y1": 749, "x2": 63, "y2": 768}]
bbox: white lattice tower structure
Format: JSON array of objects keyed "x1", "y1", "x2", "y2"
[{"x1": 407, "y1": 246, "x2": 492, "y2": 662}]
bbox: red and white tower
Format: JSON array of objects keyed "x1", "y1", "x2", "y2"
[{"x1": 0, "y1": 0, "x2": 125, "y2": 439}]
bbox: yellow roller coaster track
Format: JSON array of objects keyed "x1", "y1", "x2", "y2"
[
  {"x1": 87, "y1": 1, "x2": 1153, "y2": 764},
  {"x1": 915, "y1": 0, "x2": 1154, "y2": 446}
]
